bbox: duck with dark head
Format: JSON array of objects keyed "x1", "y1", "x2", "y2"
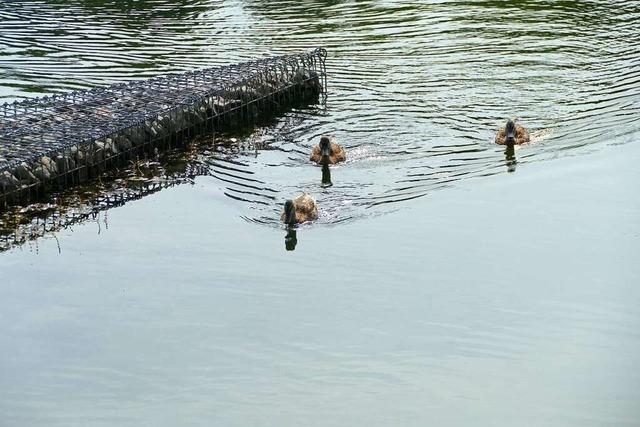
[
  {"x1": 281, "y1": 194, "x2": 318, "y2": 226},
  {"x1": 496, "y1": 119, "x2": 528, "y2": 173},
  {"x1": 495, "y1": 119, "x2": 530, "y2": 147},
  {"x1": 281, "y1": 194, "x2": 318, "y2": 252},
  {"x1": 310, "y1": 136, "x2": 346, "y2": 165}
]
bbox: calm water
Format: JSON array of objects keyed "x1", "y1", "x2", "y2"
[{"x1": 1, "y1": 1, "x2": 639, "y2": 426}]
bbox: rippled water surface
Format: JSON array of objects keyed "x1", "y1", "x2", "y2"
[
  {"x1": 1, "y1": 1, "x2": 639, "y2": 426},
  {"x1": 2, "y1": 0, "x2": 639, "y2": 225}
]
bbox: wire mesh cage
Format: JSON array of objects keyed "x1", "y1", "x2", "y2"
[{"x1": 0, "y1": 48, "x2": 327, "y2": 210}]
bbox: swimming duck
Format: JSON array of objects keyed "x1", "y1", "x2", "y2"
[
  {"x1": 281, "y1": 194, "x2": 318, "y2": 225},
  {"x1": 495, "y1": 119, "x2": 530, "y2": 146},
  {"x1": 310, "y1": 136, "x2": 346, "y2": 165}
]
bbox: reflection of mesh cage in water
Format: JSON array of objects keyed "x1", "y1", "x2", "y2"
[
  {"x1": 0, "y1": 161, "x2": 212, "y2": 253},
  {"x1": 0, "y1": 48, "x2": 327, "y2": 210}
]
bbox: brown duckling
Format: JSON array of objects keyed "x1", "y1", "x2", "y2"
[
  {"x1": 281, "y1": 194, "x2": 318, "y2": 225},
  {"x1": 495, "y1": 119, "x2": 530, "y2": 146},
  {"x1": 310, "y1": 136, "x2": 346, "y2": 165}
]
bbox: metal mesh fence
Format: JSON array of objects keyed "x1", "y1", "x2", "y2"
[{"x1": 0, "y1": 48, "x2": 327, "y2": 209}]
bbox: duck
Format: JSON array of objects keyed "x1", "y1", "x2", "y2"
[
  {"x1": 495, "y1": 119, "x2": 530, "y2": 146},
  {"x1": 281, "y1": 194, "x2": 318, "y2": 225},
  {"x1": 310, "y1": 136, "x2": 346, "y2": 165}
]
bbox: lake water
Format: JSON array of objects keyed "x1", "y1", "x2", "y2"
[{"x1": 1, "y1": 1, "x2": 639, "y2": 426}]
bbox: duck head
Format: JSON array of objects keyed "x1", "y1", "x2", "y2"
[
  {"x1": 505, "y1": 119, "x2": 517, "y2": 147},
  {"x1": 283, "y1": 199, "x2": 296, "y2": 225},
  {"x1": 319, "y1": 136, "x2": 331, "y2": 160}
]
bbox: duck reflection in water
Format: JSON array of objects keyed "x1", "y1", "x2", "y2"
[
  {"x1": 504, "y1": 144, "x2": 517, "y2": 173},
  {"x1": 321, "y1": 163, "x2": 332, "y2": 187},
  {"x1": 285, "y1": 227, "x2": 297, "y2": 251}
]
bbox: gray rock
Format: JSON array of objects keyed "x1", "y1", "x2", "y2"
[
  {"x1": 14, "y1": 162, "x2": 38, "y2": 183},
  {"x1": 159, "y1": 115, "x2": 173, "y2": 133},
  {"x1": 40, "y1": 156, "x2": 58, "y2": 175},
  {"x1": 93, "y1": 141, "x2": 105, "y2": 162},
  {"x1": 55, "y1": 155, "x2": 74, "y2": 173},
  {"x1": 0, "y1": 171, "x2": 19, "y2": 189},
  {"x1": 76, "y1": 147, "x2": 86, "y2": 163},
  {"x1": 104, "y1": 138, "x2": 117, "y2": 155},
  {"x1": 33, "y1": 165, "x2": 51, "y2": 181},
  {"x1": 115, "y1": 136, "x2": 132, "y2": 152}
]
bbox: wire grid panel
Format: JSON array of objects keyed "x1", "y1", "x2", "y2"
[{"x1": 0, "y1": 48, "x2": 327, "y2": 174}]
